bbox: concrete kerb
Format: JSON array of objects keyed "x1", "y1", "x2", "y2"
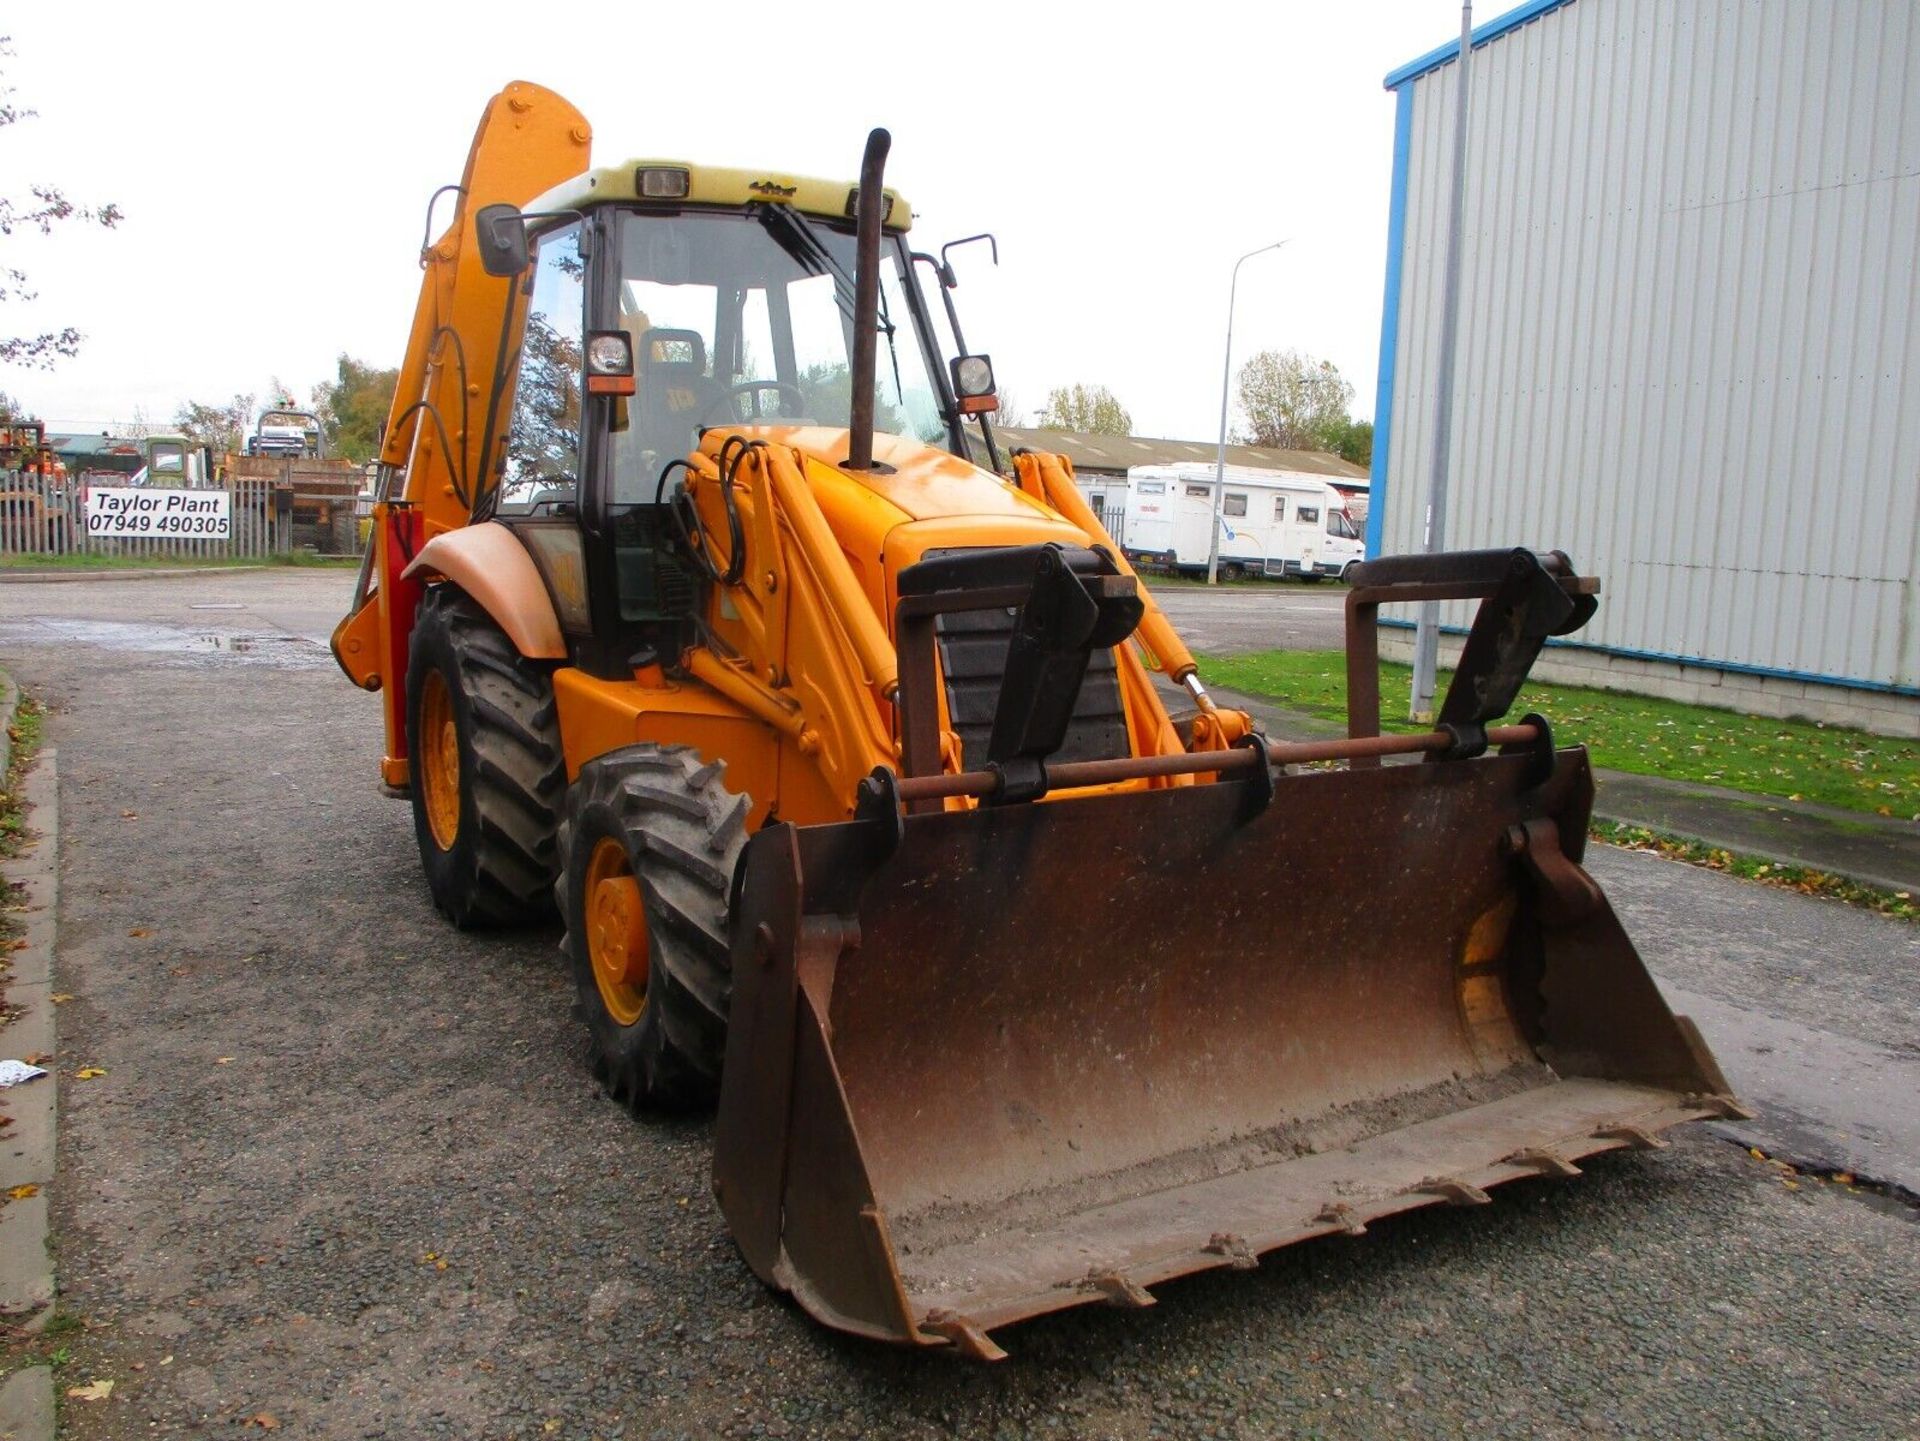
[
  {"x1": 0, "y1": 665, "x2": 55, "y2": 1441},
  {"x1": 0, "y1": 565, "x2": 269, "y2": 585}
]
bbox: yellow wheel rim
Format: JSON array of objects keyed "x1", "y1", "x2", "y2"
[
  {"x1": 419, "y1": 670, "x2": 461, "y2": 852},
  {"x1": 586, "y1": 837, "x2": 648, "y2": 1027}
]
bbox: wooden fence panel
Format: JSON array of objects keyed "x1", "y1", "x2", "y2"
[{"x1": 0, "y1": 470, "x2": 292, "y2": 560}]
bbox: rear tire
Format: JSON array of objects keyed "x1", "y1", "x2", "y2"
[
  {"x1": 558, "y1": 746, "x2": 749, "y2": 1111},
  {"x1": 405, "y1": 585, "x2": 565, "y2": 928}
]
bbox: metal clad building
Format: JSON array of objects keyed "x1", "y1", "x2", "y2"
[{"x1": 1371, "y1": 0, "x2": 1920, "y2": 733}]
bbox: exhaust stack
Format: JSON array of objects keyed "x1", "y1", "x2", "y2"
[{"x1": 845, "y1": 127, "x2": 891, "y2": 471}]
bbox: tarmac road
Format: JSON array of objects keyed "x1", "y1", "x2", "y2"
[
  {"x1": 0, "y1": 571, "x2": 1914, "y2": 1440},
  {"x1": 1149, "y1": 581, "x2": 1348, "y2": 654}
]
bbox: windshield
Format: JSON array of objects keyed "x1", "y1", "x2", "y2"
[{"x1": 608, "y1": 207, "x2": 948, "y2": 500}]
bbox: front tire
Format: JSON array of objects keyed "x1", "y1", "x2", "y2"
[
  {"x1": 405, "y1": 586, "x2": 565, "y2": 928},
  {"x1": 558, "y1": 746, "x2": 749, "y2": 1111}
]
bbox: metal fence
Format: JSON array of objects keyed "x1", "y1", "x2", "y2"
[{"x1": 0, "y1": 471, "x2": 294, "y2": 560}]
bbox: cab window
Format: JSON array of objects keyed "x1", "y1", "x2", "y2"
[{"x1": 497, "y1": 223, "x2": 585, "y2": 513}]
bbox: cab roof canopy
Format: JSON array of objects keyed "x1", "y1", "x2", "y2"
[{"x1": 529, "y1": 160, "x2": 910, "y2": 231}]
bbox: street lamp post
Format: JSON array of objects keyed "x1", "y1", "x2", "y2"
[{"x1": 1208, "y1": 241, "x2": 1288, "y2": 585}]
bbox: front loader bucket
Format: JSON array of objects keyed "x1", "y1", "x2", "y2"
[{"x1": 713, "y1": 747, "x2": 1740, "y2": 1357}]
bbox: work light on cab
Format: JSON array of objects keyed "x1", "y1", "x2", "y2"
[
  {"x1": 951, "y1": 354, "x2": 998, "y2": 414},
  {"x1": 636, "y1": 166, "x2": 690, "y2": 199},
  {"x1": 585, "y1": 331, "x2": 635, "y2": 395}
]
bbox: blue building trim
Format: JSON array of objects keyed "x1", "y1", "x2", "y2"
[
  {"x1": 1365, "y1": 83, "x2": 1416, "y2": 561},
  {"x1": 1376, "y1": 619, "x2": 1920, "y2": 700},
  {"x1": 1383, "y1": 0, "x2": 1582, "y2": 90}
]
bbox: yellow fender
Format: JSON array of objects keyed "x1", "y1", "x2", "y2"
[{"x1": 403, "y1": 521, "x2": 567, "y2": 660}]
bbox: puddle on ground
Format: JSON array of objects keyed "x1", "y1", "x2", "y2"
[{"x1": 0, "y1": 618, "x2": 332, "y2": 668}]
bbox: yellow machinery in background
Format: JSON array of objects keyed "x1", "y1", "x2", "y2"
[{"x1": 333, "y1": 83, "x2": 1743, "y2": 1359}]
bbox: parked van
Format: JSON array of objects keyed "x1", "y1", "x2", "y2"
[{"x1": 1119, "y1": 463, "x2": 1364, "y2": 580}]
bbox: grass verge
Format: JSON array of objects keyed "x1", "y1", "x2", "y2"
[
  {"x1": 1204, "y1": 648, "x2": 1920, "y2": 820},
  {"x1": 0, "y1": 551, "x2": 358, "y2": 572},
  {"x1": 0, "y1": 692, "x2": 45, "y2": 859},
  {"x1": 1595, "y1": 820, "x2": 1917, "y2": 922}
]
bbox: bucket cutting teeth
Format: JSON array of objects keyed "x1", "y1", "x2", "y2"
[
  {"x1": 1595, "y1": 1122, "x2": 1672, "y2": 1150},
  {"x1": 1314, "y1": 1203, "x2": 1368, "y2": 1237},
  {"x1": 1410, "y1": 1176, "x2": 1494, "y2": 1206},
  {"x1": 1505, "y1": 1147, "x2": 1583, "y2": 1177},
  {"x1": 1081, "y1": 1270, "x2": 1156, "y2": 1308},
  {"x1": 1203, "y1": 1233, "x2": 1260, "y2": 1271}
]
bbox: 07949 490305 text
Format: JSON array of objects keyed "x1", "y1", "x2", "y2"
[{"x1": 83, "y1": 486, "x2": 232, "y2": 539}]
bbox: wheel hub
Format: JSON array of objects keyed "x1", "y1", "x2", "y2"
[
  {"x1": 586, "y1": 838, "x2": 648, "y2": 1026},
  {"x1": 418, "y1": 670, "x2": 461, "y2": 852}
]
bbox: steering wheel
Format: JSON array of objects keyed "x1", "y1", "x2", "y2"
[{"x1": 698, "y1": 381, "x2": 807, "y2": 427}]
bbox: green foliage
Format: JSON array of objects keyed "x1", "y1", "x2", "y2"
[
  {"x1": 0, "y1": 388, "x2": 22, "y2": 420},
  {"x1": 1236, "y1": 350, "x2": 1353, "y2": 452},
  {"x1": 1200, "y1": 647, "x2": 1920, "y2": 819},
  {"x1": 174, "y1": 394, "x2": 253, "y2": 454},
  {"x1": 0, "y1": 37, "x2": 122, "y2": 369},
  {"x1": 1331, "y1": 417, "x2": 1372, "y2": 468},
  {"x1": 312, "y1": 354, "x2": 399, "y2": 464},
  {"x1": 1035, "y1": 383, "x2": 1132, "y2": 436}
]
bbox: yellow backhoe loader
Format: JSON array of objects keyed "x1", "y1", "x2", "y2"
[{"x1": 333, "y1": 82, "x2": 1745, "y2": 1359}]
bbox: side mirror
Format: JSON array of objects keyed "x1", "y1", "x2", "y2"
[{"x1": 474, "y1": 203, "x2": 530, "y2": 277}]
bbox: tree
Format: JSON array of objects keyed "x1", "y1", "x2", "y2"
[
  {"x1": 1035, "y1": 383, "x2": 1132, "y2": 436},
  {"x1": 110, "y1": 406, "x2": 159, "y2": 441},
  {"x1": 1330, "y1": 417, "x2": 1373, "y2": 469},
  {"x1": 1235, "y1": 350, "x2": 1354, "y2": 452},
  {"x1": 311, "y1": 354, "x2": 399, "y2": 463},
  {"x1": 0, "y1": 38, "x2": 122, "y2": 368},
  {"x1": 174, "y1": 394, "x2": 255, "y2": 455},
  {"x1": 0, "y1": 388, "x2": 22, "y2": 421}
]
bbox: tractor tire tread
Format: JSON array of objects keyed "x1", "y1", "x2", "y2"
[
  {"x1": 559, "y1": 744, "x2": 747, "y2": 1111},
  {"x1": 408, "y1": 586, "x2": 565, "y2": 928}
]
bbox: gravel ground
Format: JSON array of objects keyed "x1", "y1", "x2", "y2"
[{"x1": 0, "y1": 574, "x2": 1915, "y2": 1440}]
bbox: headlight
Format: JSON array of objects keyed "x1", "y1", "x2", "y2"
[
  {"x1": 950, "y1": 354, "x2": 998, "y2": 414},
  {"x1": 586, "y1": 333, "x2": 632, "y2": 375},
  {"x1": 584, "y1": 330, "x2": 636, "y2": 396}
]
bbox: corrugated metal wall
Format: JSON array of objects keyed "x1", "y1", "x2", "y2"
[{"x1": 1380, "y1": 0, "x2": 1920, "y2": 691}]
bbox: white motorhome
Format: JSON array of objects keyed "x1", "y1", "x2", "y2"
[{"x1": 1119, "y1": 463, "x2": 1364, "y2": 580}]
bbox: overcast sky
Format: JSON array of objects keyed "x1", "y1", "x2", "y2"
[{"x1": 4, "y1": 0, "x2": 1467, "y2": 442}]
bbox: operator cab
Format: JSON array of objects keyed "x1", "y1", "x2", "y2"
[{"x1": 481, "y1": 170, "x2": 1000, "y2": 674}]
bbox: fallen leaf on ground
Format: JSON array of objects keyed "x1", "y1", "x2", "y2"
[
  {"x1": 66, "y1": 1379, "x2": 114, "y2": 1401},
  {"x1": 7, "y1": 1183, "x2": 38, "y2": 1200},
  {"x1": 215, "y1": 1056, "x2": 235, "y2": 1065},
  {"x1": 74, "y1": 1066, "x2": 107, "y2": 1080},
  {"x1": 49, "y1": 993, "x2": 73, "y2": 1004},
  {"x1": 128, "y1": 928, "x2": 152, "y2": 938},
  {"x1": 9, "y1": 938, "x2": 26, "y2": 950},
  {"x1": 247, "y1": 1413, "x2": 280, "y2": 1430},
  {"x1": 22, "y1": 1051, "x2": 51, "y2": 1065}
]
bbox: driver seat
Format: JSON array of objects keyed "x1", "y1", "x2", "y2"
[{"x1": 637, "y1": 328, "x2": 725, "y2": 458}]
